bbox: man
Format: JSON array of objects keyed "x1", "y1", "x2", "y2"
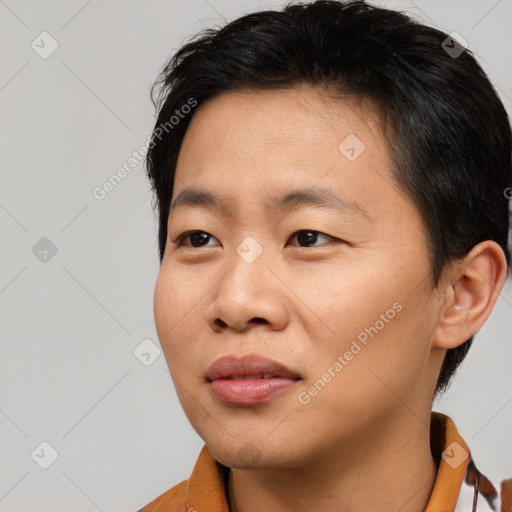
[{"x1": 140, "y1": 1, "x2": 511, "y2": 510}]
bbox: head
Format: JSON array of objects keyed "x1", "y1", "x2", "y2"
[{"x1": 147, "y1": 0, "x2": 510, "y2": 468}]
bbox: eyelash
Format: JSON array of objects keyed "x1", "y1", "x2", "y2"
[{"x1": 173, "y1": 230, "x2": 339, "y2": 249}]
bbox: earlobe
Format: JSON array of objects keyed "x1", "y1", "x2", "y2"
[{"x1": 432, "y1": 241, "x2": 508, "y2": 350}]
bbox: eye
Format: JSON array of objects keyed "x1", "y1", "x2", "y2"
[
  {"x1": 172, "y1": 229, "x2": 337, "y2": 249},
  {"x1": 173, "y1": 230, "x2": 219, "y2": 248},
  {"x1": 289, "y1": 230, "x2": 335, "y2": 247}
]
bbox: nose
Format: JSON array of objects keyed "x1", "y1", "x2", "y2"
[{"x1": 204, "y1": 249, "x2": 289, "y2": 333}]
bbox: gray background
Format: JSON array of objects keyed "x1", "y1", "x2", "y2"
[{"x1": 0, "y1": 0, "x2": 510, "y2": 510}]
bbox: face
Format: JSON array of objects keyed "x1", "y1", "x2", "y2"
[{"x1": 154, "y1": 84, "x2": 445, "y2": 470}]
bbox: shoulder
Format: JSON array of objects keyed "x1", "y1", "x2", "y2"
[{"x1": 137, "y1": 479, "x2": 189, "y2": 512}]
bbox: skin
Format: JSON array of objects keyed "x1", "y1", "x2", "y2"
[{"x1": 153, "y1": 83, "x2": 507, "y2": 512}]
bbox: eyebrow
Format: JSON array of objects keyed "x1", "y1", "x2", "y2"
[{"x1": 168, "y1": 186, "x2": 370, "y2": 220}]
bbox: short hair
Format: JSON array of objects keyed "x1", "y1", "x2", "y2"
[{"x1": 145, "y1": 0, "x2": 511, "y2": 396}]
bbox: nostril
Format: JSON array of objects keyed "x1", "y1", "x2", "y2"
[{"x1": 213, "y1": 317, "x2": 267, "y2": 329}]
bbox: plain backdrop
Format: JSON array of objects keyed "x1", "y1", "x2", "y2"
[{"x1": 0, "y1": 0, "x2": 511, "y2": 510}]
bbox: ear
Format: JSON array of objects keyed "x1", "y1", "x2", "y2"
[{"x1": 433, "y1": 241, "x2": 509, "y2": 350}]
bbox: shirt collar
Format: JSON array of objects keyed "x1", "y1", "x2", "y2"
[{"x1": 425, "y1": 412, "x2": 470, "y2": 511}]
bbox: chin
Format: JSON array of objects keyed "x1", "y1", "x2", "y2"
[{"x1": 205, "y1": 435, "x2": 304, "y2": 471}]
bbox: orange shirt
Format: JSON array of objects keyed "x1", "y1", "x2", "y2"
[{"x1": 138, "y1": 412, "x2": 505, "y2": 512}]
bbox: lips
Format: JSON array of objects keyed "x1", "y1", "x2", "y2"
[
  {"x1": 206, "y1": 355, "x2": 300, "y2": 382},
  {"x1": 206, "y1": 355, "x2": 301, "y2": 406}
]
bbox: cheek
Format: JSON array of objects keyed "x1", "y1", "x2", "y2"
[
  {"x1": 154, "y1": 263, "x2": 201, "y2": 333},
  {"x1": 295, "y1": 308, "x2": 431, "y2": 437},
  {"x1": 306, "y1": 262, "x2": 400, "y2": 340},
  {"x1": 304, "y1": 262, "x2": 435, "y2": 388},
  {"x1": 153, "y1": 271, "x2": 175, "y2": 344},
  {"x1": 153, "y1": 268, "x2": 203, "y2": 372}
]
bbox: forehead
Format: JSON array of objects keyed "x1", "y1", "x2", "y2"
[{"x1": 174, "y1": 85, "x2": 389, "y2": 187}]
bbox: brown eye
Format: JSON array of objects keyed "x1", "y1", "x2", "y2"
[
  {"x1": 176, "y1": 231, "x2": 218, "y2": 248},
  {"x1": 291, "y1": 230, "x2": 335, "y2": 247}
]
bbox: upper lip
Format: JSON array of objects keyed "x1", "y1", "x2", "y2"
[{"x1": 206, "y1": 355, "x2": 301, "y2": 381}]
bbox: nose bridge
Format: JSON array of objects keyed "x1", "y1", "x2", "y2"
[
  {"x1": 222, "y1": 232, "x2": 272, "y2": 299},
  {"x1": 206, "y1": 233, "x2": 287, "y2": 331}
]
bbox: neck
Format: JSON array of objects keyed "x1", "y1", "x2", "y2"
[{"x1": 227, "y1": 413, "x2": 437, "y2": 512}]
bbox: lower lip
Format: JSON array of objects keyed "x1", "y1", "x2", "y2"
[{"x1": 209, "y1": 378, "x2": 299, "y2": 405}]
